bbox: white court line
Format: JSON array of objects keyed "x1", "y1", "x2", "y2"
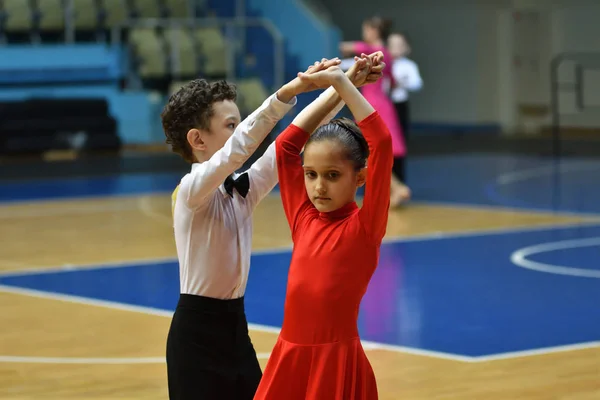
[
  {"x1": 483, "y1": 161, "x2": 600, "y2": 216},
  {"x1": 0, "y1": 284, "x2": 175, "y2": 317},
  {"x1": 2, "y1": 284, "x2": 598, "y2": 363},
  {"x1": 0, "y1": 353, "x2": 272, "y2": 364},
  {"x1": 0, "y1": 201, "x2": 136, "y2": 219},
  {"x1": 511, "y1": 236, "x2": 600, "y2": 278},
  {"x1": 359, "y1": 340, "x2": 473, "y2": 362},
  {"x1": 137, "y1": 195, "x2": 172, "y2": 225},
  {"x1": 415, "y1": 199, "x2": 600, "y2": 218},
  {"x1": 3, "y1": 219, "x2": 600, "y2": 279},
  {"x1": 0, "y1": 356, "x2": 167, "y2": 364},
  {"x1": 473, "y1": 341, "x2": 600, "y2": 362},
  {"x1": 382, "y1": 219, "x2": 600, "y2": 245},
  {"x1": 0, "y1": 189, "x2": 172, "y2": 208},
  {"x1": 495, "y1": 161, "x2": 600, "y2": 186},
  {"x1": 0, "y1": 284, "x2": 474, "y2": 363},
  {"x1": 0, "y1": 257, "x2": 179, "y2": 278},
  {"x1": 0, "y1": 193, "x2": 171, "y2": 221}
]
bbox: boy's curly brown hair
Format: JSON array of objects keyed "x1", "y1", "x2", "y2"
[{"x1": 161, "y1": 79, "x2": 237, "y2": 163}]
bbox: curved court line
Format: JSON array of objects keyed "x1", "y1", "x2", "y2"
[
  {"x1": 138, "y1": 196, "x2": 173, "y2": 225},
  {"x1": 511, "y1": 236, "x2": 600, "y2": 278},
  {"x1": 495, "y1": 162, "x2": 599, "y2": 185},
  {"x1": 0, "y1": 353, "x2": 272, "y2": 364},
  {"x1": 0, "y1": 201, "x2": 137, "y2": 219},
  {"x1": 486, "y1": 162, "x2": 600, "y2": 214}
]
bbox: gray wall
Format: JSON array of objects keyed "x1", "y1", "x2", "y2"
[{"x1": 319, "y1": 0, "x2": 600, "y2": 132}]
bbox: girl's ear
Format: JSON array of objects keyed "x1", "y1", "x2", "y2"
[{"x1": 356, "y1": 168, "x2": 367, "y2": 188}]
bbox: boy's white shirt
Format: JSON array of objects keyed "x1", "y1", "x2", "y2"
[
  {"x1": 172, "y1": 93, "x2": 294, "y2": 299},
  {"x1": 171, "y1": 89, "x2": 345, "y2": 299}
]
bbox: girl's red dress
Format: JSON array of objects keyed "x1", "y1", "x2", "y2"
[{"x1": 254, "y1": 111, "x2": 393, "y2": 400}]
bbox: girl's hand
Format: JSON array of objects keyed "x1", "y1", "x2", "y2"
[
  {"x1": 346, "y1": 57, "x2": 370, "y2": 87},
  {"x1": 369, "y1": 51, "x2": 385, "y2": 65},
  {"x1": 347, "y1": 53, "x2": 386, "y2": 87}
]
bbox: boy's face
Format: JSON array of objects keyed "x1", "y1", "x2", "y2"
[{"x1": 190, "y1": 100, "x2": 241, "y2": 161}]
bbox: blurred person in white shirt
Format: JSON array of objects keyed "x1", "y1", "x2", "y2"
[{"x1": 387, "y1": 32, "x2": 422, "y2": 188}]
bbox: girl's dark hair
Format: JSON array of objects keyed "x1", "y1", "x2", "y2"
[
  {"x1": 364, "y1": 16, "x2": 393, "y2": 42},
  {"x1": 305, "y1": 118, "x2": 370, "y2": 170}
]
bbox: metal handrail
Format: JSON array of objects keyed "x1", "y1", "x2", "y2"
[
  {"x1": 59, "y1": 0, "x2": 284, "y2": 92},
  {"x1": 549, "y1": 51, "x2": 600, "y2": 157}
]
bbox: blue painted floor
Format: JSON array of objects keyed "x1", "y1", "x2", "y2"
[
  {"x1": 1, "y1": 223, "x2": 599, "y2": 357},
  {"x1": 1, "y1": 153, "x2": 599, "y2": 358}
]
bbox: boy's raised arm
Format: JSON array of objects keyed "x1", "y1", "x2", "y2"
[{"x1": 181, "y1": 91, "x2": 297, "y2": 208}]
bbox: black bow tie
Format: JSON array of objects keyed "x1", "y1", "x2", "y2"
[{"x1": 224, "y1": 172, "x2": 250, "y2": 198}]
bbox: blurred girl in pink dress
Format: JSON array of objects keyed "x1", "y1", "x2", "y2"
[{"x1": 340, "y1": 16, "x2": 411, "y2": 207}]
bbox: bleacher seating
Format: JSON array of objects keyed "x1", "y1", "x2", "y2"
[
  {"x1": 131, "y1": 0, "x2": 162, "y2": 18},
  {"x1": 237, "y1": 78, "x2": 269, "y2": 117},
  {"x1": 0, "y1": 0, "x2": 275, "y2": 90},
  {"x1": 163, "y1": 27, "x2": 198, "y2": 78},
  {"x1": 0, "y1": 0, "x2": 287, "y2": 146},
  {"x1": 1, "y1": 0, "x2": 35, "y2": 43},
  {"x1": 101, "y1": 0, "x2": 129, "y2": 32},
  {"x1": 38, "y1": 0, "x2": 65, "y2": 41},
  {"x1": 165, "y1": 0, "x2": 192, "y2": 18}
]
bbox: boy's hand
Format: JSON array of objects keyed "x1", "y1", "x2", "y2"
[
  {"x1": 294, "y1": 58, "x2": 341, "y2": 93},
  {"x1": 296, "y1": 65, "x2": 346, "y2": 90},
  {"x1": 306, "y1": 57, "x2": 341, "y2": 74},
  {"x1": 277, "y1": 58, "x2": 341, "y2": 102}
]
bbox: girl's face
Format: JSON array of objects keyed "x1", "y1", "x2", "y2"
[
  {"x1": 388, "y1": 34, "x2": 409, "y2": 58},
  {"x1": 302, "y1": 140, "x2": 366, "y2": 213}
]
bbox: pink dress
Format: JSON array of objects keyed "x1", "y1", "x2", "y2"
[{"x1": 353, "y1": 42, "x2": 406, "y2": 157}]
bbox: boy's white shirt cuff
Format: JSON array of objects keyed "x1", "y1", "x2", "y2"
[{"x1": 269, "y1": 92, "x2": 298, "y2": 118}]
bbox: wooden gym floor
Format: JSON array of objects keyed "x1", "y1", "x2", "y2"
[{"x1": 0, "y1": 153, "x2": 599, "y2": 399}]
